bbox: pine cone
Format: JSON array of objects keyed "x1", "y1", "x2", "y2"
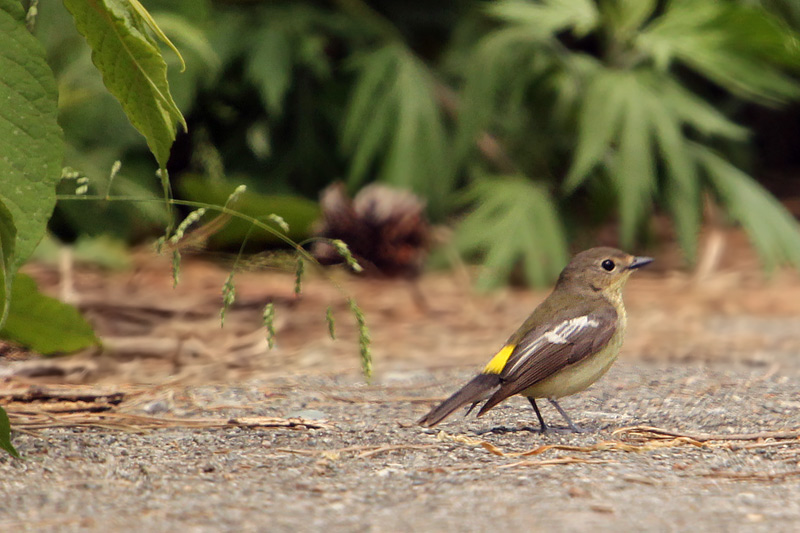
[{"x1": 312, "y1": 183, "x2": 430, "y2": 278}]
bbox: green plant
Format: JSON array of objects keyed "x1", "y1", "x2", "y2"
[
  {"x1": 1, "y1": 0, "x2": 376, "y2": 459},
  {"x1": 32, "y1": 0, "x2": 800, "y2": 289},
  {"x1": 0, "y1": 0, "x2": 189, "y2": 458},
  {"x1": 453, "y1": 0, "x2": 800, "y2": 286}
]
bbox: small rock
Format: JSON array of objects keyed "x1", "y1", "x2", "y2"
[
  {"x1": 143, "y1": 400, "x2": 169, "y2": 415},
  {"x1": 568, "y1": 486, "x2": 590, "y2": 498}
]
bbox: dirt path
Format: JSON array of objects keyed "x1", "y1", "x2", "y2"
[
  {"x1": 2, "y1": 355, "x2": 800, "y2": 532},
  {"x1": 3, "y1": 250, "x2": 800, "y2": 532}
]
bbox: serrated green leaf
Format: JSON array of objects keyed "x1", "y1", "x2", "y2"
[
  {"x1": 0, "y1": 406, "x2": 19, "y2": 459},
  {"x1": 0, "y1": 0, "x2": 64, "y2": 271},
  {"x1": 0, "y1": 273, "x2": 99, "y2": 355},
  {"x1": 129, "y1": 0, "x2": 185, "y2": 71},
  {"x1": 63, "y1": 0, "x2": 186, "y2": 168},
  {"x1": 342, "y1": 47, "x2": 395, "y2": 148},
  {"x1": 154, "y1": 12, "x2": 221, "y2": 111},
  {"x1": 566, "y1": 69, "x2": 711, "y2": 254}
]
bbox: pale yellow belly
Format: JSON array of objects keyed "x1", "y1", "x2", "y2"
[{"x1": 519, "y1": 323, "x2": 625, "y2": 399}]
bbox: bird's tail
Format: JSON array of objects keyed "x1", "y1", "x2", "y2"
[{"x1": 417, "y1": 374, "x2": 501, "y2": 427}]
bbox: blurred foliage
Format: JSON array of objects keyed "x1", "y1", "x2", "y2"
[
  {"x1": 456, "y1": 177, "x2": 569, "y2": 289},
  {"x1": 39, "y1": 0, "x2": 800, "y2": 286},
  {"x1": 177, "y1": 176, "x2": 320, "y2": 247},
  {"x1": 0, "y1": 405, "x2": 17, "y2": 458},
  {"x1": 456, "y1": 0, "x2": 800, "y2": 285},
  {"x1": 0, "y1": 274, "x2": 99, "y2": 355}
]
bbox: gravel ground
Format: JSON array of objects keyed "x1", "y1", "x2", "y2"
[{"x1": 2, "y1": 356, "x2": 800, "y2": 533}]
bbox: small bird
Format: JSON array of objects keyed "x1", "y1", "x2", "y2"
[{"x1": 418, "y1": 247, "x2": 652, "y2": 432}]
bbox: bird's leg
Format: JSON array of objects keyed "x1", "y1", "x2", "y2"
[
  {"x1": 548, "y1": 399, "x2": 583, "y2": 433},
  {"x1": 527, "y1": 398, "x2": 548, "y2": 433}
]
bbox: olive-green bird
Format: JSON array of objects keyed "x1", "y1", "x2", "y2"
[{"x1": 418, "y1": 247, "x2": 652, "y2": 432}]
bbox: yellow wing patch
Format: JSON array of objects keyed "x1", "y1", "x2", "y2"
[{"x1": 483, "y1": 344, "x2": 515, "y2": 374}]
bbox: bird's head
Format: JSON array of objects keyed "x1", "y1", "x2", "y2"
[{"x1": 556, "y1": 247, "x2": 653, "y2": 296}]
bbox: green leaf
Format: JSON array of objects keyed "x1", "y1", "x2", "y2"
[
  {"x1": 488, "y1": 0, "x2": 599, "y2": 38},
  {"x1": 246, "y1": 27, "x2": 293, "y2": 116},
  {"x1": 153, "y1": 12, "x2": 221, "y2": 111},
  {"x1": 646, "y1": 90, "x2": 700, "y2": 263},
  {"x1": 566, "y1": 69, "x2": 735, "y2": 259},
  {"x1": 342, "y1": 47, "x2": 396, "y2": 179},
  {"x1": 342, "y1": 44, "x2": 450, "y2": 216},
  {"x1": 564, "y1": 68, "x2": 627, "y2": 192},
  {"x1": 567, "y1": 71, "x2": 659, "y2": 248},
  {"x1": 605, "y1": 0, "x2": 657, "y2": 36},
  {"x1": 455, "y1": 24, "x2": 567, "y2": 170},
  {"x1": 0, "y1": 406, "x2": 19, "y2": 459},
  {"x1": 695, "y1": 145, "x2": 800, "y2": 272},
  {"x1": 613, "y1": 76, "x2": 657, "y2": 248},
  {"x1": 0, "y1": 273, "x2": 99, "y2": 355},
  {"x1": 658, "y1": 78, "x2": 749, "y2": 140},
  {"x1": 63, "y1": 0, "x2": 186, "y2": 168},
  {"x1": 0, "y1": 199, "x2": 16, "y2": 330},
  {"x1": 638, "y1": 0, "x2": 800, "y2": 104},
  {"x1": 0, "y1": 0, "x2": 64, "y2": 268},
  {"x1": 129, "y1": 0, "x2": 185, "y2": 72},
  {"x1": 456, "y1": 176, "x2": 568, "y2": 288}
]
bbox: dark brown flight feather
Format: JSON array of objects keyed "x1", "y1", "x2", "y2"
[{"x1": 417, "y1": 374, "x2": 500, "y2": 427}]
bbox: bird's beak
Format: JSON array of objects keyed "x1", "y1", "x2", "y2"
[{"x1": 628, "y1": 256, "x2": 654, "y2": 270}]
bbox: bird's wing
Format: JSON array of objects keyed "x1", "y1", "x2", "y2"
[{"x1": 483, "y1": 304, "x2": 617, "y2": 406}]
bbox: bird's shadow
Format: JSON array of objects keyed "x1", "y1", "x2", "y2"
[{"x1": 472, "y1": 425, "x2": 588, "y2": 435}]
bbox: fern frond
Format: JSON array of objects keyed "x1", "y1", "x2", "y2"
[
  {"x1": 342, "y1": 44, "x2": 450, "y2": 216},
  {"x1": 695, "y1": 145, "x2": 800, "y2": 271},
  {"x1": 455, "y1": 176, "x2": 568, "y2": 288}
]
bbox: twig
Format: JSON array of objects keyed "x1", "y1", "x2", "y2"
[
  {"x1": 433, "y1": 430, "x2": 705, "y2": 458},
  {"x1": 499, "y1": 457, "x2": 610, "y2": 469},
  {"x1": 614, "y1": 426, "x2": 800, "y2": 442},
  {"x1": 0, "y1": 386, "x2": 124, "y2": 404},
  {"x1": 323, "y1": 394, "x2": 446, "y2": 404},
  {"x1": 275, "y1": 444, "x2": 437, "y2": 459},
  {"x1": 518, "y1": 438, "x2": 705, "y2": 457},
  {"x1": 357, "y1": 444, "x2": 436, "y2": 458},
  {"x1": 5, "y1": 411, "x2": 331, "y2": 431}
]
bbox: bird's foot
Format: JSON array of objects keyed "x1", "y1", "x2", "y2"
[{"x1": 566, "y1": 421, "x2": 585, "y2": 433}]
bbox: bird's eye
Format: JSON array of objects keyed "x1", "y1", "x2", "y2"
[{"x1": 601, "y1": 259, "x2": 615, "y2": 271}]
